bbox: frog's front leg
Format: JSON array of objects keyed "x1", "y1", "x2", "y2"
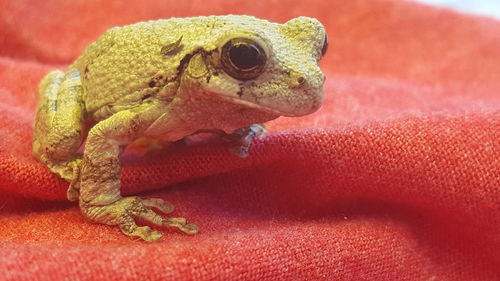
[
  {"x1": 79, "y1": 104, "x2": 198, "y2": 242},
  {"x1": 226, "y1": 124, "x2": 267, "y2": 158}
]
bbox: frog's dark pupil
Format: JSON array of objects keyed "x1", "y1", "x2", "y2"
[
  {"x1": 220, "y1": 38, "x2": 267, "y2": 80},
  {"x1": 229, "y1": 44, "x2": 262, "y2": 70}
]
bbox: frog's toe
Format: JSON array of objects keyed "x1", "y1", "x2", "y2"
[
  {"x1": 179, "y1": 223, "x2": 200, "y2": 235},
  {"x1": 142, "y1": 197, "x2": 175, "y2": 214},
  {"x1": 230, "y1": 145, "x2": 250, "y2": 158},
  {"x1": 120, "y1": 224, "x2": 163, "y2": 242}
]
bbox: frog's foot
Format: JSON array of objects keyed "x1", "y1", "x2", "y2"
[
  {"x1": 41, "y1": 156, "x2": 83, "y2": 201},
  {"x1": 81, "y1": 196, "x2": 199, "y2": 242},
  {"x1": 226, "y1": 124, "x2": 266, "y2": 158},
  {"x1": 62, "y1": 157, "x2": 83, "y2": 201}
]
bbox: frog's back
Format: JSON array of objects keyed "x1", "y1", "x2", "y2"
[{"x1": 69, "y1": 17, "x2": 227, "y2": 118}]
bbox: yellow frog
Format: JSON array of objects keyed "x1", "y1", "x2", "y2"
[{"x1": 32, "y1": 15, "x2": 328, "y2": 241}]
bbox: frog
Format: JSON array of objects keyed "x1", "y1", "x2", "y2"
[{"x1": 32, "y1": 15, "x2": 328, "y2": 242}]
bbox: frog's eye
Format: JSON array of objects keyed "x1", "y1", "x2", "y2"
[
  {"x1": 220, "y1": 38, "x2": 267, "y2": 81},
  {"x1": 321, "y1": 34, "x2": 328, "y2": 58}
]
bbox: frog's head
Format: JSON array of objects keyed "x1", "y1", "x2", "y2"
[{"x1": 182, "y1": 16, "x2": 328, "y2": 118}]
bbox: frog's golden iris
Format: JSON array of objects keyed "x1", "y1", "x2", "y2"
[{"x1": 220, "y1": 37, "x2": 267, "y2": 81}]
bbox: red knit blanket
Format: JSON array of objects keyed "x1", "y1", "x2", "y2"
[{"x1": 0, "y1": 0, "x2": 499, "y2": 280}]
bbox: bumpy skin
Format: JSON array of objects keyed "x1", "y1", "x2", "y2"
[{"x1": 32, "y1": 15, "x2": 327, "y2": 242}]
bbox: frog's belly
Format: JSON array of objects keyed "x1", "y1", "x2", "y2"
[
  {"x1": 143, "y1": 112, "x2": 237, "y2": 142},
  {"x1": 143, "y1": 89, "x2": 279, "y2": 141}
]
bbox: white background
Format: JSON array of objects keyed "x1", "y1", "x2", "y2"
[{"x1": 415, "y1": 0, "x2": 500, "y2": 19}]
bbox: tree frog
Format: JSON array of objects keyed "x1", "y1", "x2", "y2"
[{"x1": 32, "y1": 15, "x2": 328, "y2": 241}]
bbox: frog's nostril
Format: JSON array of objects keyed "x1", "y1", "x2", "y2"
[
  {"x1": 297, "y1": 77, "x2": 305, "y2": 85},
  {"x1": 290, "y1": 76, "x2": 306, "y2": 89}
]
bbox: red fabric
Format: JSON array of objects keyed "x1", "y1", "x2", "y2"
[{"x1": 1, "y1": 0, "x2": 499, "y2": 280}]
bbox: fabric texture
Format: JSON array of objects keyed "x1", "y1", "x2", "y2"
[{"x1": 0, "y1": 0, "x2": 499, "y2": 280}]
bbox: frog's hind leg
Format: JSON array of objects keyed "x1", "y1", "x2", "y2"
[{"x1": 32, "y1": 69, "x2": 86, "y2": 201}]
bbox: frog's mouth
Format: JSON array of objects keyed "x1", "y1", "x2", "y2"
[{"x1": 215, "y1": 93, "x2": 296, "y2": 117}]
